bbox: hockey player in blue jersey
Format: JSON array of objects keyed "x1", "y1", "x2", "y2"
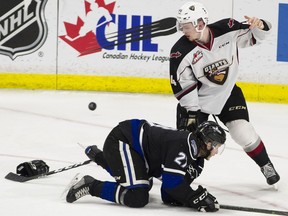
[
  {"x1": 169, "y1": 1, "x2": 279, "y2": 185},
  {"x1": 66, "y1": 119, "x2": 226, "y2": 212}
]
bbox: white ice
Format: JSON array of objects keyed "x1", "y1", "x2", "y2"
[{"x1": 0, "y1": 89, "x2": 287, "y2": 216}]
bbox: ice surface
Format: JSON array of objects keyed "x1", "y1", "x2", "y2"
[{"x1": 1, "y1": 89, "x2": 287, "y2": 216}]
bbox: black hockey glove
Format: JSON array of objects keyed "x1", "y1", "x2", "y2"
[
  {"x1": 188, "y1": 185, "x2": 219, "y2": 212},
  {"x1": 16, "y1": 160, "x2": 49, "y2": 177},
  {"x1": 85, "y1": 145, "x2": 102, "y2": 162},
  {"x1": 177, "y1": 108, "x2": 200, "y2": 132},
  {"x1": 85, "y1": 145, "x2": 109, "y2": 170},
  {"x1": 186, "y1": 111, "x2": 199, "y2": 132}
]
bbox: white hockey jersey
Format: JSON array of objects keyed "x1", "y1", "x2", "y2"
[{"x1": 169, "y1": 18, "x2": 271, "y2": 115}]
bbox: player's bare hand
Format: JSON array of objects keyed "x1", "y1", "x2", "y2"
[{"x1": 244, "y1": 16, "x2": 264, "y2": 30}]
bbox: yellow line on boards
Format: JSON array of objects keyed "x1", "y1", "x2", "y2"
[{"x1": 0, "y1": 73, "x2": 287, "y2": 104}]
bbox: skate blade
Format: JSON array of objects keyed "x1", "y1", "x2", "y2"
[{"x1": 60, "y1": 173, "x2": 82, "y2": 200}]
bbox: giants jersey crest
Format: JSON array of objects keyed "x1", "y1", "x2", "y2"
[{"x1": 202, "y1": 59, "x2": 230, "y2": 85}]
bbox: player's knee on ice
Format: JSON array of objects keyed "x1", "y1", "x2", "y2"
[{"x1": 124, "y1": 188, "x2": 149, "y2": 208}]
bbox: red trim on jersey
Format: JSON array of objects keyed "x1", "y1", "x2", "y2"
[
  {"x1": 246, "y1": 141, "x2": 264, "y2": 157},
  {"x1": 237, "y1": 29, "x2": 251, "y2": 41},
  {"x1": 176, "y1": 84, "x2": 198, "y2": 100},
  {"x1": 251, "y1": 35, "x2": 256, "y2": 45},
  {"x1": 194, "y1": 29, "x2": 214, "y2": 51}
]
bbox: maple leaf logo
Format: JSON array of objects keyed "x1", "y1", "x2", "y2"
[
  {"x1": 228, "y1": 18, "x2": 235, "y2": 28},
  {"x1": 170, "y1": 51, "x2": 181, "y2": 59},
  {"x1": 59, "y1": 0, "x2": 115, "y2": 56}
]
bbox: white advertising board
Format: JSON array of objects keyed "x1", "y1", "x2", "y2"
[
  {"x1": 57, "y1": 0, "x2": 232, "y2": 77},
  {"x1": 0, "y1": 0, "x2": 287, "y2": 85},
  {"x1": 0, "y1": 0, "x2": 57, "y2": 74},
  {"x1": 233, "y1": 0, "x2": 288, "y2": 84}
]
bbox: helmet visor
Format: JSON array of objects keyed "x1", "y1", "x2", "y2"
[
  {"x1": 207, "y1": 141, "x2": 226, "y2": 155},
  {"x1": 177, "y1": 18, "x2": 204, "y2": 31}
]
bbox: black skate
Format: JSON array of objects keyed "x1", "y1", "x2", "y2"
[
  {"x1": 66, "y1": 175, "x2": 95, "y2": 203},
  {"x1": 261, "y1": 162, "x2": 280, "y2": 185}
]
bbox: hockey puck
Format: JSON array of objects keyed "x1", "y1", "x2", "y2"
[{"x1": 88, "y1": 102, "x2": 97, "y2": 111}]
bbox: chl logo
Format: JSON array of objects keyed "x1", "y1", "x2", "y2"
[
  {"x1": 0, "y1": 0, "x2": 48, "y2": 60},
  {"x1": 60, "y1": 0, "x2": 177, "y2": 57}
]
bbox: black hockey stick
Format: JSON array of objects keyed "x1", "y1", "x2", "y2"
[
  {"x1": 221, "y1": 204, "x2": 288, "y2": 216},
  {"x1": 5, "y1": 160, "x2": 92, "y2": 183}
]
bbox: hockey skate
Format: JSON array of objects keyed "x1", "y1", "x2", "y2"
[
  {"x1": 261, "y1": 162, "x2": 280, "y2": 185},
  {"x1": 66, "y1": 175, "x2": 95, "y2": 203}
]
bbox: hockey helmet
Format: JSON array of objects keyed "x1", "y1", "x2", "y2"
[
  {"x1": 176, "y1": 1, "x2": 208, "y2": 31},
  {"x1": 195, "y1": 121, "x2": 226, "y2": 148}
]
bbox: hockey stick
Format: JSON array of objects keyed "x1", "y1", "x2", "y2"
[
  {"x1": 221, "y1": 204, "x2": 288, "y2": 216},
  {"x1": 5, "y1": 160, "x2": 92, "y2": 183}
]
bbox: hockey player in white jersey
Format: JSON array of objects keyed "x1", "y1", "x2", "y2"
[{"x1": 169, "y1": 1, "x2": 280, "y2": 185}]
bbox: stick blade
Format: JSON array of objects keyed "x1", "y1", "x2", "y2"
[{"x1": 5, "y1": 172, "x2": 30, "y2": 182}]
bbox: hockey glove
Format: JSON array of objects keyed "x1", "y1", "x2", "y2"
[
  {"x1": 188, "y1": 185, "x2": 219, "y2": 212},
  {"x1": 16, "y1": 160, "x2": 49, "y2": 177},
  {"x1": 85, "y1": 145, "x2": 109, "y2": 171},
  {"x1": 177, "y1": 106, "x2": 200, "y2": 132},
  {"x1": 85, "y1": 145, "x2": 102, "y2": 162},
  {"x1": 186, "y1": 111, "x2": 199, "y2": 132}
]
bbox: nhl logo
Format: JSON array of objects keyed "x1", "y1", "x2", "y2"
[{"x1": 0, "y1": 0, "x2": 48, "y2": 60}]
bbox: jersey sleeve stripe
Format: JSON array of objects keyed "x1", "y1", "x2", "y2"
[
  {"x1": 175, "y1": 83, "x2": 198, "y2": 100},
  {"x1": 162, "y1": 164, "x2": 186, "y2": 176}
]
